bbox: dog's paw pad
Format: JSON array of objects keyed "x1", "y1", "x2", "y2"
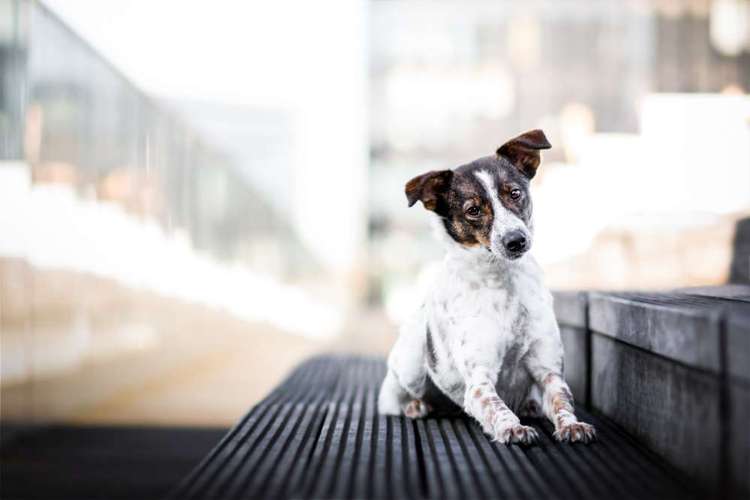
[
  {"x1": 554, "y1": 422, "x2": 596, "y2": 443},
  {"x1": 495, "y1": 424, "x2": 539, "y2": 445},
  {"x1": 403, "y1": 399, "x2": 430, "y2": 419}
]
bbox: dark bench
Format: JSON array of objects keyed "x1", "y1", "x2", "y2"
[
  {"x1": 171, "y1": 218, "x2": 750, "y2": 500},
  {"x1": 169, "y1": 355, "x2": 697, "y2": 500}
]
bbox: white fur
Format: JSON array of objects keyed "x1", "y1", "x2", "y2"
[
  {"x1": 378, "y1": 172, "x2": 595, "y2": 444},
  {"x1": 474, "y1": 170, "x2": 531, "y2": 256}
]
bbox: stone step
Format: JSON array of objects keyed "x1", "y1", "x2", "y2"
[{"x1": 554, "y1": 286, "x2": 750, "y2": 499}]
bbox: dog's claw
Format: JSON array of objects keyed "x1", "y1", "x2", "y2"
[
  {"x1": 494, "y1": 424, "x2": 539, "y2": 445},
  {"x1": 554, "y1": 422, "x2": 596, "y2": 443}
]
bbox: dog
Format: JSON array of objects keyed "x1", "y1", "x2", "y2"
[{"x1": 378, "y1": 129, "x2": 595, "y2": 444}]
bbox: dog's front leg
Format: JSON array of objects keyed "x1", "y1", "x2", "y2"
[
  {"x1": 540, "y1": 372, "x2": 595, "y2": 442},
  {"x1": 463, "y1": 367, "x2": 538, "y2": 444},
  {"x1": 526, "y1": 336, "x2": 596, "y2": 443}
]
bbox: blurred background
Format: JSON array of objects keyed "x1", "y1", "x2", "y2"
[{"x1": 1, "y1": 0, "x2": 749, "y2": 432}]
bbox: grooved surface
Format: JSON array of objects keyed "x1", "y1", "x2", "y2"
[
  {"x1": 170, "y1": 356, "x2": 697, "y2": 500},
  {"x1": 0, "y1": 426, "x2": 227, "y2": 500}
]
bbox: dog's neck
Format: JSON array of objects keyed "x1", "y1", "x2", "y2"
[{"x1": 444, "y1": 244, "x2": 526, "y2": 282}]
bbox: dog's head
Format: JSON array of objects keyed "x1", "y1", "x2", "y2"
[{"x1": 405, "y1": 129, "x2": 550, "y2": 260}]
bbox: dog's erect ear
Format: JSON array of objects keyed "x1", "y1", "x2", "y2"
[
  {"x1": 497, "y1": 129, "x2": 551, "y2": 179},
  {"x1": 405, "y1": 170, "x2": 453, "y2": 212}
]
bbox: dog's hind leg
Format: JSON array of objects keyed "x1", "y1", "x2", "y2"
[
  {"x1": 378, "y1": 369, "x2": 432, "y2": 418},
  {"x1": 378, "y1": 369, "x2": 409, "y2": 415},
  {"x1": 378, "y1": 307, "x2": 430, "y2": 417}
]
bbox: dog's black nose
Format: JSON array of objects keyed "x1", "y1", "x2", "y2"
[{"x1": 503, "y1": 231, "x2": 528, "y2": 254}]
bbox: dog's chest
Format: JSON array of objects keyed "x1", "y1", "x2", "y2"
[
  {"x1": 424, "y1": 265, "x2": 537, "y2": 407},
  {"x1": 428, "y1": 264, "x2": 536, "y2": 357},
  {"x1": 437, "y1": 283, "x2": 520, "y2": 329}
]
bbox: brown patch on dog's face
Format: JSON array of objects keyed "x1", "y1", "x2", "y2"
[
  {"x1": 405, "y1": 168, "x2": 489, "y2": 248},
  {"x1": 442, "y1": 172, "x2": 494, "y2": 248}
]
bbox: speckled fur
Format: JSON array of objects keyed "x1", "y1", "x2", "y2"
[{"x1": 379, "y1": 130, "x2": 595, "y2": 444}]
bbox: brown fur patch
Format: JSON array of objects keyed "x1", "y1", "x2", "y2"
[
  {"x1": 496, "y1": 129, "x2": 551, "y2": 179},
  {"x1": 551, "y1": 391, "x2": 574, "y2": 416}
]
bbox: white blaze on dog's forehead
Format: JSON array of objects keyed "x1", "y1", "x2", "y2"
[
  {"x1": 474, "y1": 170, "x2": 497, "y2": 204},
  {"x1": 474, "y1": 170, "x2": 524, "y2": 237}
]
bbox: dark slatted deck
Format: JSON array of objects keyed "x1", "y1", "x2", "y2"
[
  {"x1": 0, "y1": 426, "x2": 227, "y2": 500},
  {"x1": 170, "y1": 356, "x2": 698, "y2": 500}
]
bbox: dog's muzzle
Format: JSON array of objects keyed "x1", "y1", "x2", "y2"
[{"x1": 501, "y1": 230, "x2": 529, "y2": 259}]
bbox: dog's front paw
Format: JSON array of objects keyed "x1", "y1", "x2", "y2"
[
  {"x1": 554, "y1": 422, "x2": 596, "y2": 443},
  {"x1": 493, "y1": 424, "x2": 539, "y2": 445}
]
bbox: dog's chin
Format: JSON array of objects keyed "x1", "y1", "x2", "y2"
[{"x1": 488, "y1": 246, "x2": 528, "y2": 261}]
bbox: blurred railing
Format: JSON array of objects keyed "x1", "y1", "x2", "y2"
[{"x1": 0, "y1": 0, "x2": 343, "y2": 428}]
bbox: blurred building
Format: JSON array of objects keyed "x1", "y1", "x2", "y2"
[
  {"x1": 0, "y1": 0, "x2": 368, "y2": 428},
  {"x1": 0, "y1": 0, "x2": 748, "y2": 429}
]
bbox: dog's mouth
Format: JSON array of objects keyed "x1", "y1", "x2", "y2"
[
  {"x1": 486, "y1": 246, "x2": 529, "y2": 261},
  {"x1": 505, "y1": 249, "x2": 527, "y2": 260},
  {"x1": 487, "y1": 236, "x2": 531, "y2": 261}
]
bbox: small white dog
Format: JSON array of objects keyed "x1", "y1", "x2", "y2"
[{"x1": 378, "y1": 130, "x2": 595, "y2": 444}]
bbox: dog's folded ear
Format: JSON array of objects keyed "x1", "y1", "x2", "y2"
[
  {"x1": 405, "y1": 170, "x2": 453, "y2": 212},
  {"x1": 497, "y1": 129, "x2": 551, "y2": 179}
]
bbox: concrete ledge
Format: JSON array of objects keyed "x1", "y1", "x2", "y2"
[
  {"x1": 591, "y1": 333, "x2": 722, "y2": 486},
  {"x1": 553, "y1": 291, "x2": 588, "y2": 328},
  {"x1": 554, "y1": 288, "x2": 750, "y2": 497},
  {"x1": 588, "y1": 292, "x2": 723, "y2": 372},
  {"x1": 553, "y1": 291, "x2": 589, "y2": 405},
  {"x1": 726, "y1": 302, "x2": 750, "y2": 382},
  {"x1": 559, "y1": 325, "x2": 588, "y2": 405},
  {"x1": 730, "y1": 382, "x2": 750, "y2": 499},
  {"x1": 680, "y1": 284, "x2": 750, "y2": 303},
  {"x1": 726, "y1": 303, "x2": 750, "y2": 499}
]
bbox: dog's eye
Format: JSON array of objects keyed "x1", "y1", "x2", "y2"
[
  {"x1": 465, "y1": 206, "x2": 481, "y2": 217},
  {"x1": 510, "y1": 189, "x2": 522, "y2": 200}
]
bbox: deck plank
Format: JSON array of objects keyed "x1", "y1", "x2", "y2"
[{"x1": 170, "y1": 355, "x2": 697, "y2": 500}]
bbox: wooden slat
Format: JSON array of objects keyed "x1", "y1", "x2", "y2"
[{"x1": 170, "y1": 355, "x2": 697, "y2": 500}]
